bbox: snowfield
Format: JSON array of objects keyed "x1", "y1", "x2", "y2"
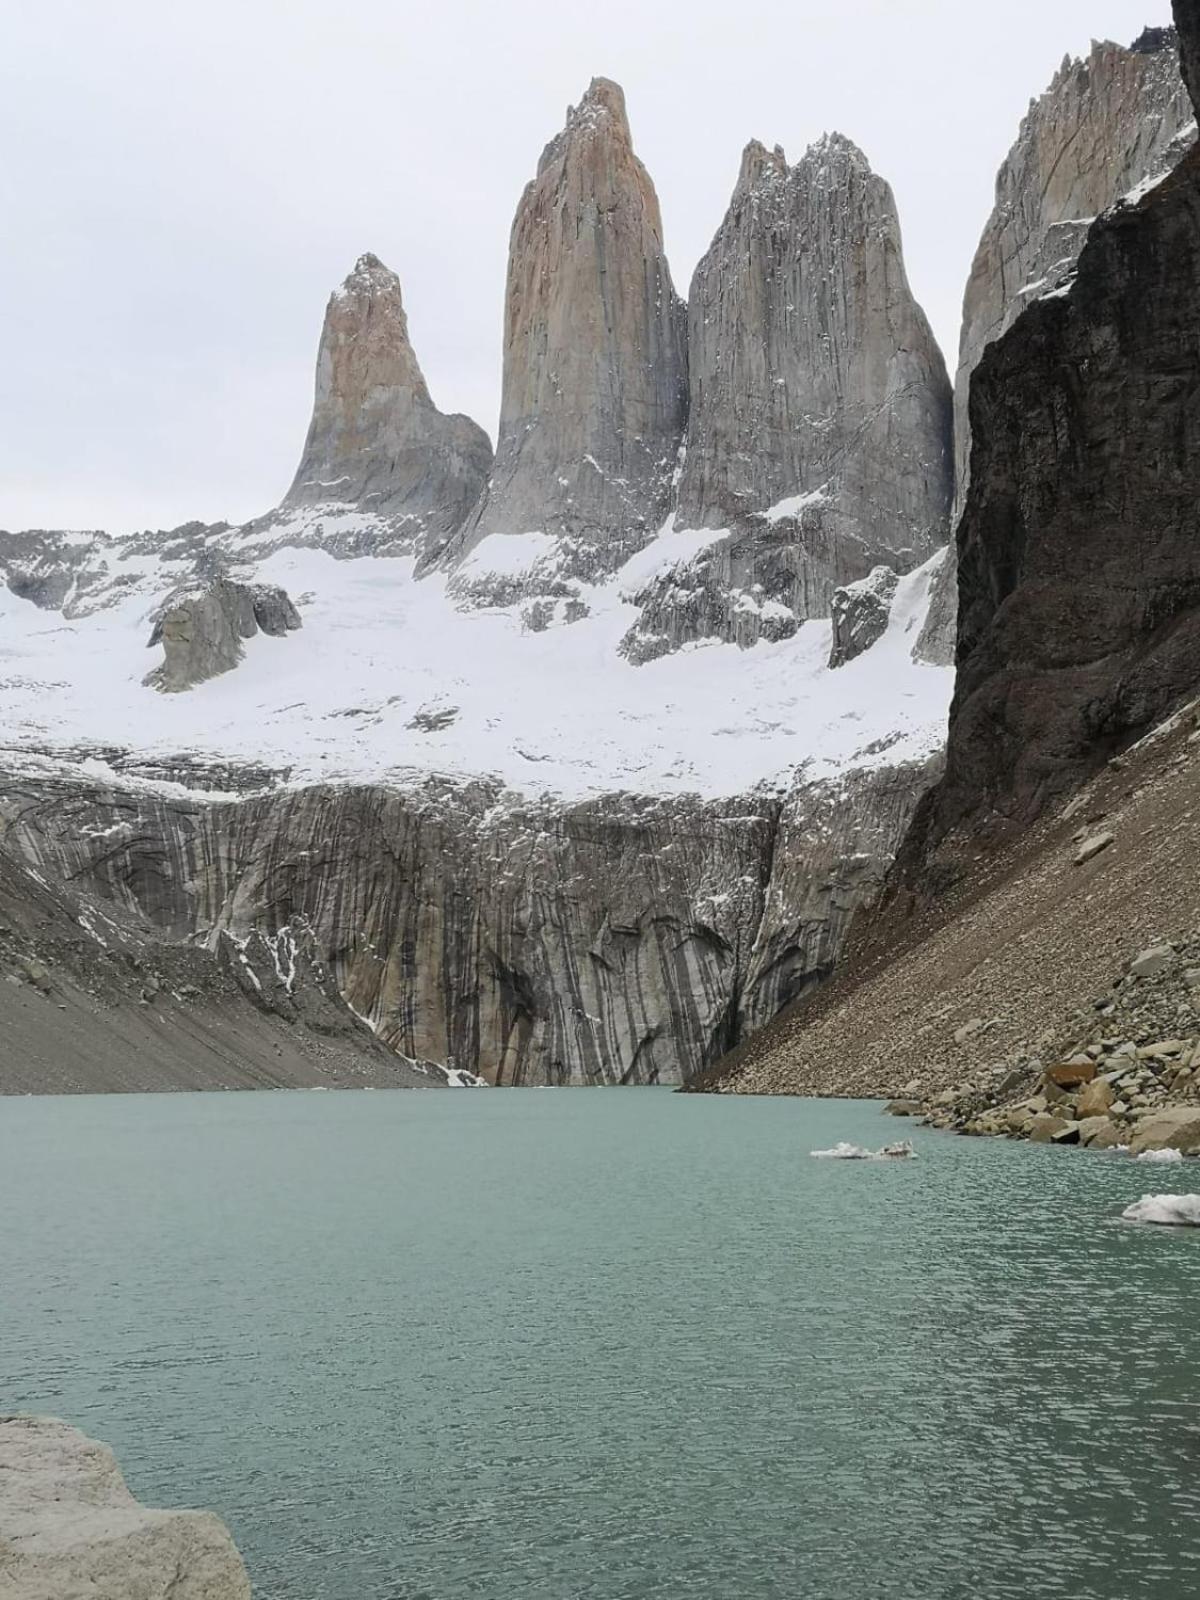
[{"x1": 0, "y1": 511, "x2": 953, "y2": 801}]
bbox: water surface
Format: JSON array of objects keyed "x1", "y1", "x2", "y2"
[{"x1": 3, "y1": 1089, "x2": 1198, "y2": 1599}]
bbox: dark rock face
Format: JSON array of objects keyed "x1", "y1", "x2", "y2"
[
  {"x1": 906, "y1": 22, "x2": 1200, "y2": 872},
  {"x1": 0, "y1": 826, "x2": 432, "y2": 1093},
  {"x1": 284, "y1": 253, "x2": 492, "y2": 553},
  {"x1": 446, "y1": 79, "x2": 689, "y2": 598},
  {"x1": 828, "y1": 566, "x2": 899, "y2": 669},
  {"x1": 1179, "y1": 1, "x2": 1200, "y2": 105},
  {"x1": 145, "y1": 578, "x2": 301, "y2": 692},
  {"x1": 0, "y1": 761, "x2": 935, "y2": 1087},
  {"x1": 620, "y1": 134, "x2": 951, "y2": 660}
]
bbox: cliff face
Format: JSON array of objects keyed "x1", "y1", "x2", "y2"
[
  {"x1": 622, "y1": 134, "x2": 951, "y2": 661},
  {"x1": 915, "y1": 27, "x2": 1194, "y2": 666},
  {"x1": 446, "y1": 79, "x2": 688, "y2": 599},
  {"x1": 954, "y1": 30, "x2": 1191, "y2": 509},
  {"x1": 926, "y1": 139, "x2": 1200, "y2": 857},
  {"x1": 283, "y1": 253, "x2": 493, "y2": 555},
  {"x1": 1, "y1": 755, "x2": 934, "y2": 1087},
  {"x1": 703, "y1": 3, "x2": 1200, "y2": 1100}
]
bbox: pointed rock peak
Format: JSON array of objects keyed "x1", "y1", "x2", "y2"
[
  {"x1": 538, "y1": 76, "x2": 634, "y2": 173},
  {"x1": 736, "y1": 140, "x2": 788, "y2": 193},
  {"x1": 332, "y1": 252, "x2": 404, "y2": 305},
  {"x1": 799, "y1": 130, "x2": 873, "y2": 173}
]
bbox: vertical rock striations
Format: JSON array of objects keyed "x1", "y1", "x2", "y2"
[
  {"x1": 283, "y1": 253, "x2": 493, "y2": 553},
  {"x1": 446, "y1": 79, "x2": 689, "y2": 600},
  {"x1": 622, "y1": 134, "x2": 951, "y2": 662}
]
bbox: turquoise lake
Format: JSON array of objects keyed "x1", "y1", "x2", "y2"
[{"x1": 3, "y1": 1088, "x2": 1199, "y2": 1598}]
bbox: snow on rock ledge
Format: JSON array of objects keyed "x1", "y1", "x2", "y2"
[{"x1": 0, "y1": 1415, "x2": 251, "y2": 1599}]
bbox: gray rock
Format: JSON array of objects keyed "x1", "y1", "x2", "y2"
[
  {"x1": 1130, "y1": 944, "x2": 1176, "y2": 978},
  {"x1": 1129, "y1": 1105, "x2": 1200, "y2": 1154},
  {"x1": 145, "y1": 578, "x2": 300, "y2": 692},
  {"x1": 284, "y1": 253, "x2": 492, "y2": 558},
  {"x1": 953, "y1": 30, "x2": 1192, "y2": 521},
  {"x1": 0, "y1": 1415, "x2": 250, "y2": 1599},
  {"x1": 1, "y1": 756, "x2": 939, "y2": 1089},
  {"x1": 446, "y1": 79, "x2": 688, "y2": 598},
  {"x1": 828, "y1": 566, "x2": 899, "y2": 668},
  {"x1": 622, "y1": 134, "x2": 951, "y2": 661},
  {"x1": 1074, "y1": 831, "x2": 1115, "y2": 867}
]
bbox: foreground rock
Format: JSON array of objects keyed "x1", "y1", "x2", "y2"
[
  {"x1": 447, "y1": 78, "x2": 688, "y2": 600},
  {"x1": 0, "y1": 1416, "x2": 250, "y2": 1599},
  {"x1": 284, "y1": 252, "x2": 492, "y2": 557},
  {"x1": 623, "y1": 134, "x2": 950, "y2": 662},
  {"x1": 145, "y1": 577, "x2": 300, "y2": 691}
]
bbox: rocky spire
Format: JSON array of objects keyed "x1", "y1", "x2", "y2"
[
  {"x1": 447, "y1": 78, "x2": 689, "y2": 595},
  {"x1": 913, "y1": 29, "x2": 1195, "y2": 668},
  {"x1": 953, "y1": 31, "x2": 1192, "y2": 512},
  {"x1": 622, "y1": 132, "x2": 951, "y2": 661},
  {"x1": 284, "y1": 253, "x2": 492, "y2": 549}
]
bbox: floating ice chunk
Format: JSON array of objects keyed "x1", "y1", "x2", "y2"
[
  {"x1": 1121, "y1": 1193, "x2": 1200, "y2": 1227},
  {"x1": 810, "y1": 1139, "x2": 916, "y2": 1161},
  {"x1": 1136, "y1": 1147, "x2": 1185, "y2": 1164}
]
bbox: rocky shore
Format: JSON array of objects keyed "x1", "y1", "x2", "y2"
[
  {"x1": 886, "y1": 935, "x2": 1200, "y2": 1156},
  {"x1": 0, "y1": 1416, "x2": 250, "y2": 1599}
]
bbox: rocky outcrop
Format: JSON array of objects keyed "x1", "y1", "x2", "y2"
[
  {"x1": 621, "y1": 134, "x2": 951, "y2": 660},
  {"x1": 445, "y1": 79, "x2": 688, "y2": 599},
  {"x1": 145, "y1": 578, "x2": 300, "y2": 692},
  {"x1": 0, "y1": 810, "x2": 435, "y2": 1093},
  {"x1": 283, "y1": 253, "x2": 492, "y2": 555},
  {"x1": 0, "y1": 1416, "x2": 250, "y2": 1598},
  {"x1": 828, "y1": 566, "x2": 899, "y2": 669},
  {"x1": 701, "y1": 6, "x2": 1200, "y2": 1104},
  {"x1": 922, "y1": 143, "x2": 1200, "y2": 858},
  {"x1": 0, "y1": 752, "x2": 936, "y2": 1086},
  {"x1": 954, "y1": 29, "x2": 1191, "y2": 511},
  {"x1": 921, "y1": 28, "x2": 1198, "y2": 667}
]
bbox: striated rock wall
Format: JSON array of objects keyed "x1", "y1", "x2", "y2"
[
  {"x1": 1, "y1": 759, "x2": 935, "y2": 1087},
  {"x1": 446, "y1": 79, "x2": 688, "y2": 598},
  {"x1": 700, "y1": 4, "x2": 1200, "y2": 1102},
  {"x1": 622, "y1": 134, "x2": 951, "y2": 660},
  {"x1": 0, "y1": 1415, "x2": 251, "y2": 1600},
  {"x1": 284, "y1": 253, "x2": 493, "y2": 556}
]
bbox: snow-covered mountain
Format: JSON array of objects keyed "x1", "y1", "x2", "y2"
[{"x1": 0, "y1": 42, "x2": 1186, "y2": 1088}]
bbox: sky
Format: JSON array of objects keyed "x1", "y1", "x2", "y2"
[{"x1": 0, "y1": 0, "x2": 1175, "y2": 534}]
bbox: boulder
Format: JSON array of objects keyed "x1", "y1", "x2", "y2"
[
  {"x1": 1029, "y1": 1113, "x2": 1070, "y2": 1143},
  {"x1": 0, "y1": 1415, "x2": 250, "y2": 1599},
  {"x1": 1076, "y1": 1078, "x2": 1116, "y2": 1118},
  {"x1": 1074, "y1": 832, "x2": 1115, "y2": 866},
  {"x1": 1129, "y1": 945, "x2": 1176, "y2": 979},
  {"x1": 1129, "y1": 1106, "x2": 1200, "y2": 1155},
  {"x1": 1079, "y1": 1116, "x2": 1122, "y2": 1149},
  {"x1": 884, "y1": 1098, "x2": 924, "y2": 1116},
  {"x1": 1046, "y1": 1060, "x2": 1097, "y2": 1089}
]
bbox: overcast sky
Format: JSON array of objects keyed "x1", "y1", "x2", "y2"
[{"x1": 0, "y1": 0, "x2": 1173, "y2": 534}]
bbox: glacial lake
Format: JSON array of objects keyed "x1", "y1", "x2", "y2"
[{"x1": 3, "y1": 1088, "x2": 1200, "y2": 1599}]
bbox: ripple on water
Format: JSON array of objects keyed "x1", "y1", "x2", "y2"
[{"x1": 2, "y1": 1089, "x2": 1199, "y2": 1599}]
